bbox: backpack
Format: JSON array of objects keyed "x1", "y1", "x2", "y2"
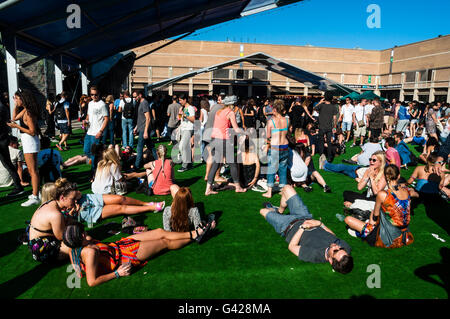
[
  {"x1": 54, "y1": 102, "x2": 67, "y2": 121},
  {"x1": 123, "y1": 101, "x2": 135, "y2": 119},
  {"x1": 39, "y1": 149, "x2": 61, "y2": 183}
]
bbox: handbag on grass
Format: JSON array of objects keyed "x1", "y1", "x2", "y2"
[
  {"x1": 136, "y1": 160, "x2": 164, "y2": 196},
  {"x1": 111, "y1": 178, "x2": 127, "y2": 195}
]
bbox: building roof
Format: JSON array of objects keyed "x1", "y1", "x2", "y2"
[
  {"x1": 147, "y1": 52, "x2": 357, "y2": 94},
  {"x1": 0, "y1": 0, "x2": 303, "y2": 68}
]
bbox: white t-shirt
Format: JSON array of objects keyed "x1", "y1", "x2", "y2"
[
  {"x1": 91, "y1": 164, "x2": 122, "y2": 194},
  {"x1": 179, "y1": 105, "x2": 196, "y2": 131},
  {"x1": 288, "y1": 149, "x2": 308, "y2": 182},
  {"x1": 87, "y1": 100, "x2": 109, "y2": 136},
  {"x1": 340, "y1": 104, "x2": 355, "y2": 123},
  {"x1": 358, "y1": 142, "x2": 383, "y2": 166},
  {"x1": 0, "y1": 146, "x2": 23, "y2": 187},
  {"x1": 365, "y1": 104, "x2": 374, "y2": 115},
  {"x1": 201, "y1": 109, "x2": 208, "y2": 128},
  {"x1": 354, "y1": 104, "x2": 367, "y2": 125}
]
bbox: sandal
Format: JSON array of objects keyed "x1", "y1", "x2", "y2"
[
  {"x1": 194, "y1": 222, "x2": 211, "y2": 244},
  {"x1": 122, "y1": 217, "x2": 137, "y2": 229}
]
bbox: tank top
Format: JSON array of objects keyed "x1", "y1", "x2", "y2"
[
  {"x1": 211, "y1": 108, "x2": 232, "y2": 140},
  {"x1": 152, "y1": 159, "x2": 174, "y2": 195}
]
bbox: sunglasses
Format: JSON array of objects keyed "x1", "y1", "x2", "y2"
[
  {"x1": 90, "y1": 93, "x2": 99, "y2": 97},
  {"x1": 369, "y1": 158, "x2": 378, "y2": 163}
]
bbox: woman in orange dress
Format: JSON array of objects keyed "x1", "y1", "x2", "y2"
[{"x1": 345, "y1": 164, "x2": 416, "y2": 248}]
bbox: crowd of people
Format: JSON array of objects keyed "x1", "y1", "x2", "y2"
[{"x1": 1, "y1": 85, "x2": 449, "y2": 287}]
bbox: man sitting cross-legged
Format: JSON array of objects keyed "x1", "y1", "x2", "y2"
[{"x1": 260, "y1": 185, "x2": 353, "y2": 274}]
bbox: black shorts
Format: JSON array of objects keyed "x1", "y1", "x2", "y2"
[{"x1": 58, "y1": 122, "x2": 71, "y2": 134}]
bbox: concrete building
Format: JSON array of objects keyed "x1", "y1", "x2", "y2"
[{"x1": 130, "y1": 35, "x2": 450, "y2": 102}]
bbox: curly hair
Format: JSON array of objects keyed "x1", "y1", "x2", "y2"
[{"x1": 15, "y1": 89, "x2": 40, "y2": 119}]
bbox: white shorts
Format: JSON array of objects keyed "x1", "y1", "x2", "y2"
[{"x1": 20, "y1": 133, "x2": 40, "y2": 154}]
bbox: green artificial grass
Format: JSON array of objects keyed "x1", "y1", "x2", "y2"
[{"x1": 0, "y1": 129, "x2": 448, "y2": 299}]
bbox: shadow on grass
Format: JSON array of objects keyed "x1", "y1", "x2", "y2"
[
  {"x1": 412, "y1": 194, "x2": 450, "y2": 235},
  {"x1": 0, "y1": 191, "x2": 32, "y2": 206},
  {"x1": 0, "y1": 228, "x2": 27, "y2": 258},
  {"x1": 0, "y1": 261, "x2": 66, "y2": 299},
  {"x1": 177, "y1": 176, "x2": 202, "y2": 188},
  {"x1": 414, "y1": 247, "x2": 449, "y2": 298}
]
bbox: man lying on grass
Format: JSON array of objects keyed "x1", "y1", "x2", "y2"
[{"x1": 260, "y1": 185, "x2": 353, "y2": 274}]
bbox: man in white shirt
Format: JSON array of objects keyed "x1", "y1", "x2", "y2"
[
  {"x1": 83, "y1": 86, "x2": 109, "y2": 165},
  {"x1": 352, "y1": 99, "x2": 368, "y2": 147},
  {"x1": 365, "y1": 99, "x2": 375, "y2": 139},
  {"x1": 177, "y1": 93, "x2": 196, "y2": 172},
  {"x1": 338, "y1": 97, "x2": 355, "y2": 143}
]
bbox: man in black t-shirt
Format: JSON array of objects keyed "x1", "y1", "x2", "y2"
[
  {"x1": 316, "y1": 91, "x2": 339, "y2": 162},
  {"x1": 260, "y1": 185, "x2": 353, "y2": 274}
]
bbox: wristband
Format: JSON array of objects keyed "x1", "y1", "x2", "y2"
[{"x1": 114, "y1": 270, "x2": 120, "y2": 278}]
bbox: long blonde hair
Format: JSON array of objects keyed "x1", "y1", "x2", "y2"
[
  {"x1": 41, "y1": 182, "x2": 57, "y2": 203},
  {"x1": 372, "y1": 150, "x2": 386, "y2": 185},
  {"x1": 156, "y1": 144, "x2": 168, "y2": 178},
  {"x1": 96, "y1": 147, "x2": 121, "y2": 178}
]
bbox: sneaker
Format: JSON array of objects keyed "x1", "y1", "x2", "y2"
[
  {"x1": 440, "y1": 190, "x2": 449, "y2": 201},
  {"x1": 319, "y1": 154, "x2": 327, "y2": 170},
  {"x1": 323, "y1": 185, "x2": 332, "y2": 193},
  {"x1": 303, "y1": 186, "x2": 313, "y2": 193},
  {"x1": 350, "y1": 143, "x2": 356, "y2": 148},
  {"x1": 21, "y1": 195, "x2": 40, "y2": 207},
  {"x1": 251, "y1": 185, "x2": 266, "y2": 192},
  {"x1": 7, "y1": 188, "x2": 25, "y2": 197},
  {"x1": 348, "y1": 228, "x2": 357, "y2": 237},
  {"x1": 177, "y1": 167, "x2": 188, "y2": 173}
]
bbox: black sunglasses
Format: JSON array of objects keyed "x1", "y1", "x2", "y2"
[
  {"x1": 369, "y1": 158, "x2": 377, "y2": 162},
  {"x1": 91, "y1": 93, "x2": 99, "y2": 97}
]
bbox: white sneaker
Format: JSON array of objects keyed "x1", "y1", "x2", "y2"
[
  {"x1": 347, "y1": 228, "x2": 357, "y2": 238},
  {"x1": 21, "y1": 195, "x2": 40, "y2": 207}
]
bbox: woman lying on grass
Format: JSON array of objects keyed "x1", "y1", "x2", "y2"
[
  {"x1": 44, "y1": 178, "x2": 165, "y2": 226},
  {"x1": 63, "y1": 218, "x2": 216, "y2": 287}
]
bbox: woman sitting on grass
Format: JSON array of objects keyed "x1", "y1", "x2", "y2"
[
  {"x1": 27, "y1": 179, "x2": 79, "y2": 263},
  {"x1": 342, "y1": 151, "x2": 387, "y2": 207},
  {"x1": 407, "y1": 153, "x2": 443, "y2": 195},
  {"x1": 162, "y1": 186, "x2": 203, "y2": 232},
  {"x1": 43, "y1": 178, "x2": 165, "y2": 227},
  {"x1": 344, "y1": 164, "x2": 416, "y2": 248},
  {"x1": 238, "y1": 135, "x2": 262, "y2": 191},
  {"x1": 63, "y1": 218, "x2": 216, "y2": 287},
  {"x1": 91, "y1": 146, "x2": 124, "y2": 194},
  {"x1": 124, "y1": 145, "x2": 179, "y2": 196},
  {"x1": 292, "y1": 144, "x2": 331, "y2": 193}
]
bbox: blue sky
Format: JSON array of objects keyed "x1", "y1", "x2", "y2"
[{"x1": 185, "y1": 0, "x2": 450, "y2": 50}]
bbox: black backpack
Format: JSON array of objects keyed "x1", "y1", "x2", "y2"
[
  {"x1": 123, "y1": 101, "x2": 134, "y2": 119},
  {"x1": 39, "y1": 149, "x2": 61, "y2": 183},
  {"x1": 54, "y1": 102, "x2": 67, "y2": 121}
]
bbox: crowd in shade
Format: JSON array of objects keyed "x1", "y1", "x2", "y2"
[{"x1": 0, "y1": 85, "x2": 449, "y2": 286}]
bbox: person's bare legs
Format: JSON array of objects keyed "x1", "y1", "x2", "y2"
[
  {"x1": 24, "y1": 153, "x2": 39, "y2": 196},
  {"x1": 205, "y1": 183, "x2": 218, "y2": 196},
  {"x1": 58, "y1": 134, "x2": 69, "y2": 149},
  {"x1": 278, "y1": 185, "x2": 296, "y2": 214},
  {"x1": 262, "y1": 187, "x2": 272, "y2": 198},
  {"x1": 103, "y1": 194, "x2": 150, "y2": 206},
  {"x1": 101, "y1": 204, "x2": 161, "y2": 219},
  {"x1": 344, "y1": 216, "x2": 366, "y2": 233},
  {"x1": 311, "y1": 171, "x2": 326, "y2": 188},
  {"x1": 63, "y1": 155, "x2": 88, "y2": 167}
]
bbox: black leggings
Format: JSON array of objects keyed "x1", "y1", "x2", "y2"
[
  {"x1": 207, "y1": 138, "x2": 239, "y2": 185},
  {"x1": 0, "y1": 137, "x2": 22, "y2": 190},
  {"x1": 343, "y1": 190, "x2": 376, "y2": 203}
]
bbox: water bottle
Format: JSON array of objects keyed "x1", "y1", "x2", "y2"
[
  {"x1": 336, "y1": 213, "x2": 345, "y2": 222},
  {"x1": 87, "y1": 215, "x2": 93, "y2": 229}
]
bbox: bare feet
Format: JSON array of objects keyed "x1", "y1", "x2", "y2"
[
  {"x1": 214, "y1": 176, "x2": 228, "y2": 183},
  {"x1": 205, "y1": 189, "x2": 218, "y2": 196},
  {"x1": 235, "y1": 187, "x2": 247, "y2": 193},
  {"x1": 262, "y1": 192, "x2": 272, "y2": 198}
]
